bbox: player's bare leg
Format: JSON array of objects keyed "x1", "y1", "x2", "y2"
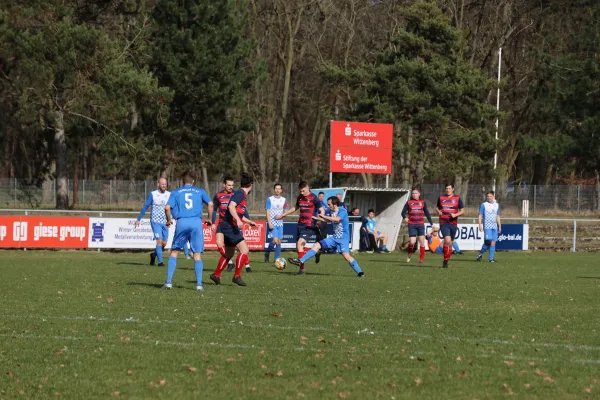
[
  {"x1": 375, "y1": 232, "x2": 390, "y2": 252},
  {"x1": 232, "y1": 241, "x2": 250, "y2": 286},
  {"x1": 407, "y1": 237, "x2": 417, "y2": 262},
  {"x1": 289, "y1": 242, "x2": 321, "y2": 268},
  {"x1": 296, "y1": 239, "x2": 307, "y2": 274},
  {"x1": 442, "y1": 235, "x2": 453, "y2": 268},
  {"x1": 418, "y1": 235, "x2": 426, "y2": 263},
  {"x1": 211, "y1": 246, "x2": 235, "y2": 285},
  {"x1": 341, "y1": 252, "x2": 365, "y2": 277}
]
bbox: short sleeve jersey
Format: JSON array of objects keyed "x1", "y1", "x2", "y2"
[
  {"x1": 296, "y1": 193, "x2": 322, "y2": 227},
  {"x1": 332, "y1": 207, "x2": 350, "y2": 241},
  {"x1": 225, "y1": 189, "x2": 248, "y2": 227},
  {"x1": 479, "y1": 201, "x2": 500, "y2": 229},
  {"x1": 266, "y1": 196, "x2": 288, "y2": 227},
  {"x1": 166, "y1": 185, "x2": 211, "y2": 219}
]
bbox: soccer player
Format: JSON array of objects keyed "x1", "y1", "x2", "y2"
[
  {"x1": 401, "y1": 187, "x2": 434, "y2": 263},
  {"x1": 288, "y1": 196, "x2": 365, "y2": 278},
  {"x1": 477, "y1": 191, "x2": 502, "y2": 262},
  {"x1": 265, "y1": 183, "x2": 288, "y2": 263},
  {"x1": 365, "y1": 209, "x2": 390, "y2": 252},
  {"x1": 210, "y1": 172, "x2": 257, "y2": 287},
  {"x1": 211, "y1": 176, "x2": 237, "y2": 271},
  {"x1": 162, "y1": 172, "x2": 214, "y2": 291},
  {"x1": 436, "y1": 183, "x2": 465, "y2": 268},
  {"x1": 135, "y1": 177, "x2": 170, "y2": 266},
  {"x1": 276, "y1": 181, "x2": 325, "y2": 274}
]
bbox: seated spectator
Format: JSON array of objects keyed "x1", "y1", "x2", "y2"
[
  {"x1": 350, "y1": 207, "x2": 360, "y2": 216},
  {"x1": 366, "y1": 209, "x2": 390, "y2": 252},
  {"x1": 336, "y1": 193, "x2": 347, "y2": 209},
  {"x1": 426, "y1": 226, "x2": 463, "y2": 254}
]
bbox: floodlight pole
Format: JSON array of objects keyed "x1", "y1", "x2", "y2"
[
  {"x1": 493, "y1": 47, "x2": 502, "y2": 193},
  {"x1": 329, "y1": 172, "x2": 333, "y2": 188},
  {"x1": 385, "y1": 175, "x2": 389, "y2": 188}
]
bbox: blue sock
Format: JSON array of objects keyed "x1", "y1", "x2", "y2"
[
  {"x1": 452, "y1": 242, "x2": 460, "y2": 252},
  {"x1": 166, "y1": 256, "x2": 177, "y2": 284},
  {"x1": 479, "y1": 244, "x2": 489, "y2": 255},
  {"x1": 300, "y1": 249, "x2": 317, "y2": 263},
  {"x1": 349, "y1": 260, "x2": 362, "y2": 274},
  {"x1": 183, "y1": 244, "x2": 189, "y2": 257},
  {"x1": 489, "y1": 246, "x2": 496, "y2": 260},
  {"x1": 275, "y1": 244, "x2": 281, "y2": 259},
  {"x1": 266, "y1": 242, "x2": 275, "y2": 256},
  {"x1": 194, "y1": 260, "x2": 204, "y2": 286},
  {"x1": 156, "y1": 245, "x2": 163, "y2": 263}
]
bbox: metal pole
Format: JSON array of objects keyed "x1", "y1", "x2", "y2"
[
  {"x1": 492, "y1": 47, "x2": 502, "y2": 193},
  {"x1": 577, "y1": 185, "x2": 580, "y2": 215},
  {"x1": 109, "y1": 180, "x2": 112, "y2": 204},
  {"x1": 329, "y1": 172, "x2": 333, "y2": 188},
  {"x1": 144, "y1": 181, "x2": 147, "y2": 200},
  {"x1": 83, "y1": 179, "x2": 85, "y2": 203},
  {"x1": 533, "y1": 185, "x2": 537, "y2": 216},
  {"x1": 385, "y1": 175, "x2": 389, "y2": 188},
  {"x1": 53, "y1": 179, "x2": 56, "y2": 205},
  {"x1": 14, "y1": 178, "x2": 17, "y2": 206},
  {"x1": 572, "y1": 220, "x2": 577, "y2": 252}
]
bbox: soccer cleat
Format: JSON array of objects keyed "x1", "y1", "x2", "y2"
[
  {"x1": 196, "y1": 285, "x2": 204, "y2": 292},
  {"x1": 315, "y1": 250, "x2": 321, "y2": 264},
  {"x1": 161, "y1": 283, "x2": 172, "y2": 290},
  {"x1": 489, "y1": 259, "x2": 496, "y2": 263},
  {"x1": 157, "y1": 262, "x2": 165, "y2": 267},
  {"x1": 287, "y1": 258, "x2": 302, "y2": 266},
  {"x1": 226, "y1": 263, "x2": 234, "y2": 273},
  {"x1": 442, "y1": 260, "x2": 449, "y2": 268},
  {"x1": 264, "y1": 254, "x2": 269, "y2": 263},
  {"x1": 381, "y1": 248, "x2": 390, "y2": 253},
  {"x1": 418, "y1": 260, "x2": 424, "y2": 264},
  {"x1": 150, "y1": 252, "x2": 156, "y2": 266},
  {"x1": 296, "y1": 269, "x2": 305, "y2": 275},
  {"x1": 245, "y1": 266, "x2": 252, "y2": 273},
  {"x1": 209, "y1": 273, "x2": 221, "y2": 285},
  {"x1": 456, "y1": 251, "x2": 464, "y2": 255},
  {"x1": 406, "y1": 256, "x2": 411, "y2": 263},
  {"x1": 357, "y1": 272, "x2": 365, "y2": 278},
  {"x1": 232, "y1": 276, "x2": 247, "y2": 286},
  {"x1": 186, "y1": 255, "x2": 192, "y2": 260},
  {"x1": 476, "y1": 254, "x2": 483, "y2": 262}
]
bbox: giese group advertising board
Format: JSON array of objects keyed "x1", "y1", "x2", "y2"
[{"x1": 330, "y1": 121, "x2": 393, "y2": 175}]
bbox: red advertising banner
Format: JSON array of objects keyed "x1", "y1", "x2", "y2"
[
  {"x1": 0, "y1": 216, "x2": 89, "y2": 248},
  {"x1": 202, "y1": 221, "x2": 266, "y2": 251},
  {"x1": 330, "y1": 121, "x2": 393, "y2": 174}
]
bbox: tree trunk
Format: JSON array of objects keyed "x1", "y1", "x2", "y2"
[
  {"x1": 73, "y1": 153, "x2": 79, "y2": 206},
  {"x1": 595, "y1": 170, "x2": 600, "y2": 212},
  {"x1": 53, "y1": 109, "x2": 69, "y2": 209},
  {"x1": 236, "y1": 140, "x2": 249, "y2": 173}
]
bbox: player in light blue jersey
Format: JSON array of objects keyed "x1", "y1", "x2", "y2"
[
  {"x1": 135, "y1": 178, "x2": 170, "y2": 266},
  {"x1": 264, "y1": 183, "x2": 288, "y2": 263},
  {"x1": 477, "y1": 191, "x2": 502, "y2": 263},
  {"x1": 288, "y1": 196, "x2": 364, "y2": 277},
  {"x1": 162, "y1": 171, "x2": 214, "y2": 291}
]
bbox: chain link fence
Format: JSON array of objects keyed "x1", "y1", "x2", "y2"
[{"x1": 0, "y1": 178, "x2": 599, "y2": 216}]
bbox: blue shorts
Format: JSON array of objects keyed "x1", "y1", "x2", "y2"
[
  {"x1": 440, "y1": 224, "x2": 458, "y2": 240},
  {"x1": 319, "y1": 236, "x2": 350, "y2": 254},
  {"x1": 408, "y1": 224, "x2": 425, "y2": 237},
  {"x1": 484, "y1": 228, "x2": 498, "y2": 242},
  {"x1": 215, "y1": 223, "x2": 224, "y2": 234},
  {"x1": 218, "y1": 221, "x2": 245, "y2": 247},
  {"x1": 151, "y1": 222, "x2": 169, "y2": 242},
  {"x1": 267, "y1": 225, "x2": 284, "y2": 241},
  {"x1": 172, "y1": 218, "x2": 204, "y2": 253},
  {"x1": 296, "y1": 225, "x2": 319, "y2": 242}
]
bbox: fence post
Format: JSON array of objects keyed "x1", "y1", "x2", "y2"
[
  {"x1": 144, "y1": 181, "x2": 147, "y2": 200},
  {"x1": 14, "y1": 178, "x2": 17, "y2": 206},
  {"x1": 572, "y1": 220, "x2": 577, "y2": 252},
  {"x1": 83, "y1": 179, "x2": 85, "y2": 203},
  {"x1": 533, "y1": 185, "x2": 537, "y2": 216},
  {"x1": 53, "y1": 179, "x2": 56, "y2": 205},
  {"x1": 577, "y1": 185, "x2": 580, "y2": 215},
  {"x1": 109, "y1": 180, "x2": 112, "y2": 204}
]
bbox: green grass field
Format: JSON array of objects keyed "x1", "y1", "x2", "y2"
[{"x1": 1, "y1": 250, "x2": 599, "y2": 399}]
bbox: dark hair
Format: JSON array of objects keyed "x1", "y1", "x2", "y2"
[
  {"x1": 274, "y1": 183, "x2": 282, "y2": 189},
  {"x1": 411, "y1": 187, "x2": 420, "y2": 192},
  {"x1": 351, "y1": 207, "x2": 360, "y2": 214},
  {"x1": 445, "y1": 183, "x2": 454, "y2": 189},
  {"x1": 223, "y1": 176, "x2": 234, "y2": 184},
  {"x1": 181, "y1": 171, "x2": 195, "y2": 184},
  {"x1": 298, "y1": 181, "x2": 309, "y2": 190},
  {"x1": 318, "y1": 191, "x2": 325, "y2": 196},
  {"x1": 240, "y1": 172, "x2": 253, "y2": 188},
  {"x1": 328, "y1": 196, "x2": 340, "y2": 206},
  {"x1": 368, "y1": 208, "x2": 375, "y2": 214},
  {"x1": 487, "y1": 190, "x2": 495, "y2": 196}
]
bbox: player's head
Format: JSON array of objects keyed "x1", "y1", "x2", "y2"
[
  {"x1": 328, "y1": 195, "x2": 340, "y2": 211},
  {"x1": 318, "y1": 191, "x2": 325, "y2": 201},
  {"x1": 367, "y1": 209, "x2": 375, "y2": 219},
  {"x1": 157, "y1": 177, "x2": 168, "y2": 192},
  {"x1": 411, "y1": 187, "x2": 421, "y2": 200},
  {"x1": 181, "y1": 171, "x2": 195, "y2": 185},
  {"x1": 336, "y1": 193, "x2": 343, "y2": 201},
  {"x1": 222, "y1": 176, "x2": 234, "y2": 192},
  {"x1": 487, "y1": 191, "x2": 495, "y2": 202},
  {"x1": 298, "y1": 181, "x2": 310, "y2": 196},
  {"x1": 274, "y1": 183, "x2": 283, "y2": 196},
  {"x1": 240, "y1": 172, "x2": 253, "y2": 191},
  {"x1": 351, "y1": 207, "x2": 360, "y2": 216},
  {"x1": 445, "y1": 183, "x2": 454, "y2": 196}
]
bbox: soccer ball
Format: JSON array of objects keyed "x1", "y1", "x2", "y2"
[{"x1": 274, "y1": 257, "x2": 287, "y2": 270}]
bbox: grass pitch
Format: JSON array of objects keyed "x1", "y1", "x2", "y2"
[{"x1": 0, "y1": 250, "x2": 599, "y2": 399}]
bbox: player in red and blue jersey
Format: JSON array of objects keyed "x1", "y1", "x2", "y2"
[
  {"x1": 276, "y1": 181, "x2": 325, "y2": 274},
  {"x1": 401, "y1": 187, "x2": 434, "y2": 263},
  {"x1": 436, "y1": 183, "x2": 465, "y2": 268},
  {"x1": 163, "y1": 171, "x2": 213, "y2": 291},
  {"x1": 210, "y1": 172, "x2": 257, "y2": 287}
]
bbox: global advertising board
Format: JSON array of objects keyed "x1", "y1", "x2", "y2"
[{"x1": 424, "y1": 224, "x2": 529, "y2": 251}]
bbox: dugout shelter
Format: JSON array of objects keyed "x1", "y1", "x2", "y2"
[{"x1": 312, "y1": 187, "x2": 410, "y2": 251}]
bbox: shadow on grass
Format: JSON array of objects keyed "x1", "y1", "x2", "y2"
[
  {"x1": 126, "y1": 282, "x2": 169, "y2": 289},
  {"x1": 116, "y1": 262, "x2": 149, "y2": 266},
  {"x1": 577, "y1": 276, "x2": 600, "y2": 279}
]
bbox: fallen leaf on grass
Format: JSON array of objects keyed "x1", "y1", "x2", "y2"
[
  {"x1": 524, "y1": 384, "x2": 531, "y2": 389},
  {"x1": 226, "y1": 357, "x2": 235, "y2": 362},
  {"x1": 456, "y1": 356, "x2": 462, "y2": 361},
  {"x1": 159, "y1": 379, "x2": 166, "y2": 386},
  {"x1": 206, "y1": 369, "x2": 214, "y2": 376},
  {"x1": 535, "y1": 369, "x2": 546, "y2": 376},
  {"x1": 387, "y1": 383, "x2": 396, "y2": 388},
  {"x1": 501, "y1": 383, "x2": 513, "y2": 394},
  {"x1": 57, "y1": 291, "x2": 63, "y2": 295},
  {"x1": 520, "y1": 370, "x2": 528, "y2": 376},
  {"x1": 544, "y1": 377, "x2": 555, "y2": 383},
  {"x1": 339, "y1": 392, "x2": 349, "y2": 399},
  {"x1": 127, "y1": 370, "x2": 133, "y2": 375},
  {"x1": 300, "y1": 336, "x2": 308, "y2": 345},
  {"x1": 459, "y1": 370, "x2": 467, "y2": 377},
  {"x1": 315, "y1": 354, "x2": 324, "y2": 359},
  {"x1": 261, "y1": 365, "x2": 267, "y2": 369},
  {"x1": 331, "y1": 379, "x2": 337, "y2": 385},
  {"x1": 342, "y1": 338, "x2": 348, "y2": 343},
  {"x1": 428, "y1": 365, "x2": 437, "y2": 371},
  {"x1": 8, "y1": 371, "x2": 14, "y2": 377},
  {"x1": 112, "y1": 392, "x2": 119, "y2": 397},
  {"x1": 529, "y1": 361, "x2": 535, "y2": 366},
  {"x1": 415, "y1": 377, "x2": 423, "y2": 386},
  {"x1": 107, "y1": 298, "x2": 115, "y2": 303},
  {"x1": 54, "y1": 392, "x2": 60, "y2": 397},
  {"x1": 504, "y1": 361, "x2": 516, "y2": 366},
  {"x1": 270, "y1": 312, "x2": 282, "y2": 317},
  {"x1": 276, "y1": 370, "x2": 283, "y2": 377},
  {"x1": 584, "y1": 386, "x2": 592, "y2": 393},
  {"x1": 297, "y1": 393, "x2": 305, "y2": 398},
  {"x1": 188, "y1": 367, "x2": 197, "y2": 373},
  {"x1": 18, "y1": 391, "x2": 25, "y2": 395}
]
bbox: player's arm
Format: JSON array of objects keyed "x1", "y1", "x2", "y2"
[
  {"x1": 242, "y1": 207, "x2": 256, "y2": 226},
  {"x1": 164, "y1": 194, "x2": 176, "y2": 226},
  {"x1": 451, "y1": 198, "x2": 465, "y2": 218},
  {"x1": 135, "y1": 193, "x2": 153, "y2": 228},
  {"x1": 211, "y1": 194, "x2": 219, "y2": 224},
  {"x1": 401, "y1": 202, "x2": 409, "y2": 223},
  {"x1": 265, "y1": 198, "x2": 273, "y2": 229},
  {"x1": 201, "y1": 191, "x2": 214, "y2": 225},
  {"x1": 278, "y1": 198, "x2": 297, "y2": 219},
  {"x1": 423, "y1": 202, "x2": 434, "y2": 226},
  {"x1": 478, "y1": 203, "x2": 484, "y2": 231},
  {"x1": 319, "y1": 214, "x2": 341, "y2": 223},
  {"x1": 496, "y1": 205, "x2": 502, "y2": 233},
  {"x1": 436, "y1": 198, "x2": 443, "y2": 216}
]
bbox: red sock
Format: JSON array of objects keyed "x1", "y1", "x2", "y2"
[
  {"x1": 419, "y1": 247, "x2": 425, "y2": 262},
  {"x1": 298, "y1": 250, "x2": 305, "y2": 269},
  {"x1": 443, "y1": 245, "x2": 452, "y2": 261},
  {"x1": 217, "y1": 246, "x2": 226, "y2": 257},
  {"x1": 407, "y1": 244, "x2": 414, "y2": 256},
  {"x1": 214, "y1": 256, "x2": 229, "y2": 278},
  {"x1": 234, "y1": 253, "x2": 249, "y2": 278}
]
